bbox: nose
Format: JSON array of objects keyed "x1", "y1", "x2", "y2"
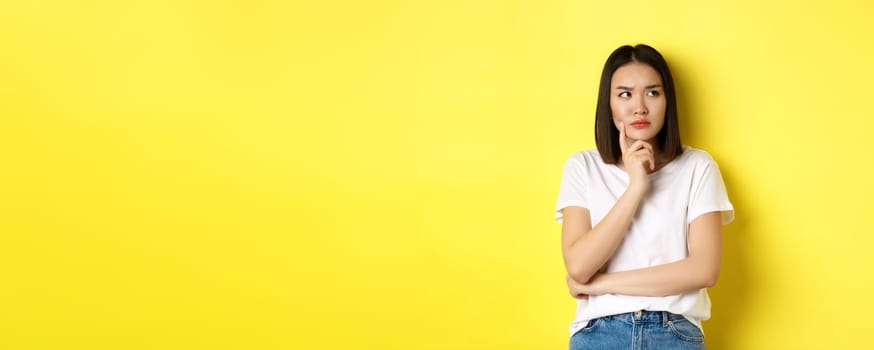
[{"x1": 633, "y1": 97, "x2": 648, "y2": 116}]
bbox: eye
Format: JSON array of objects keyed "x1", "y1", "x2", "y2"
[
  {"x1": 618, "y1": 91, "x2": 631, "y2": 98},
  {"x1": 647, "y1": 90, "x2": 661, "y2": 97}
]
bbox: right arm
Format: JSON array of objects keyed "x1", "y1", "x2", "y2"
[
  {"x1": 561, "y1": 182, "x2": 646, "y2": 284},
  {"x1": 561, "y1": 122, "x2": 654, "y2": 284}
]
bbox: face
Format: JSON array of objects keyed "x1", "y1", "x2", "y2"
[{"x1": 609, "y1": 62, "x2": 666, "y2": 144}]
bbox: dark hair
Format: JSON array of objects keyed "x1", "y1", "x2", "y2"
[{"x1": 594, "y1": 44, "x2": 682, "y2": 164}]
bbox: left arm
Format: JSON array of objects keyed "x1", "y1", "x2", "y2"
[{"x1": 567, "y1": 211, "x2": 723, "y2": 297}]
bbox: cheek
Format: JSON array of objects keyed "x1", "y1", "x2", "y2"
[
  {"x1": 653, "y1": 99, "x2": 667, "y2": 114},
  {"x1": 658, "y1": 106, "x2": 668, "y2": 120},
  {"x1": 609, "y1": 100, "x2": 622, "y2": 119},
  {"x1": 610, "y1": 110, "x2": 621, "y2": 129}
]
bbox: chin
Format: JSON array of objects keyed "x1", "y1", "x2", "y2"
[{"x1": 629, "y1": 131, "x2": 657, "y2": 140}]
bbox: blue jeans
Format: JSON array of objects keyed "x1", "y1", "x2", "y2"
[{"x1": 569, "y1": 311, "x2": 705, "y2": 350}]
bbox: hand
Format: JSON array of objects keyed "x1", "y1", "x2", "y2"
[
  {"x1": 567, "y1": 274, "x2": 609, "y2": 299},
  {"x1": 618, "y1": 122, "x2": 655, "y2": 188},
  {"x1": 566, "y1": 275, "x2": 589, "y2": 300}
]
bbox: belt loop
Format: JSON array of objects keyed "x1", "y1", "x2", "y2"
[{"x1": 661, "y1": 311, "x2": 669, "y2": 327}]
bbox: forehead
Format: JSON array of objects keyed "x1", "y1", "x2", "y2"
[{"x1": 611, "y1": 62, "x2": 662, "y2": 87}]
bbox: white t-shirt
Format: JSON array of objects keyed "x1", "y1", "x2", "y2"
[{"x1": 555, "y1": 146, "x2": 734, "y2": 337}]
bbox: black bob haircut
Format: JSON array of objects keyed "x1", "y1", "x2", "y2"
[{"x1": 594, "y1": 44, "x2": 683, "y2": 164}]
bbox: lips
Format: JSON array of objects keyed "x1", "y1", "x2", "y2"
[{"x1": 630, "y1": 120, "x2": 650, "y2": 129}]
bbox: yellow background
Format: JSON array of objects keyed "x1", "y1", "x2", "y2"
[{"x1": 1, "y1": 1, "x2": 872, "y2": 349}]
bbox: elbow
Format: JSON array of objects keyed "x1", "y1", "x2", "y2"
[
  {"x1": 568, "y1": 271, "x2": 590, "y2": 285},
  {"x1": 567, "y1": 263, "x2": 597, "y2": 284},
  {"x1": 687, "y1": 254, "x2": 720, "y2": 288},
  {"x1": 699, "y1": 269, "x2": 720, "y2": 288},
  {"x1": 701, "y1": 276, "x2": 717, "y2": 288}
]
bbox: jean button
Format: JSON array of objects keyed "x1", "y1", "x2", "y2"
[{"x1": 634, "y1": 310, "x2": 642, "y2": 318}]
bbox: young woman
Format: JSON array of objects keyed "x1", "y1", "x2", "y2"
[{"x1": 555, "y1": 44, "x2": 734, "y2": 349}]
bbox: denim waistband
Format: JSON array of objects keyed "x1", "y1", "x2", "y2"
[{"x1": 599, "y1": 310, "x2": 687, "y2": 326}]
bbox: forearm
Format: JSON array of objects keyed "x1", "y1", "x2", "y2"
[
  {"x1": 564, "y1": 184, "x2": 646, "y2": 283},
  {"x1": 587, "y1": 257, "x2": 719, "y2": 297},
  {"x1": 569, "y1": 212, "x2": 725, "y2": 298}
]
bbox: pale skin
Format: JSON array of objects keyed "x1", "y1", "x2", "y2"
[{"x1": 561, "y1": 62, "x2": 723, "y2": 298}]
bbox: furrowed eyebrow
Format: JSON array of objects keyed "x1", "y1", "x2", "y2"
[{"x1": 615, "y1": 84, "x2": 662, "y2": 90}]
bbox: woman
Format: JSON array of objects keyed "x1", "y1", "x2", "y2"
[{"x1": 555, "y1": 44, "x2": 734, "y2": 349}]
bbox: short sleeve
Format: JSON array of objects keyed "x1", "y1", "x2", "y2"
[
  {"x1": 688, "y1": 156, "x2": 734, "y2": 225},
  {"x1": 555, "y1": 154, "x2": 589, "y2": 223}
]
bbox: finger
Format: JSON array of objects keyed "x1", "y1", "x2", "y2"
[
  {"x1": 630, "y1": 140, "x2": 653, "y2": 154},
  {"x1": 628, "y1": 140, "x2": 650, "y2": 154},
  {"x1": 639, "y1": 142, "x2": 655, "y2": 170},
  {"x1": 618, "y1": 122, "x2": 628, "y2": 153},
  {"x1": 641, "y1": 141, "x2": 654, "y2": 154},
  {"x1": 631, "y1": 150, "x2": 655, "y2": 171}
]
